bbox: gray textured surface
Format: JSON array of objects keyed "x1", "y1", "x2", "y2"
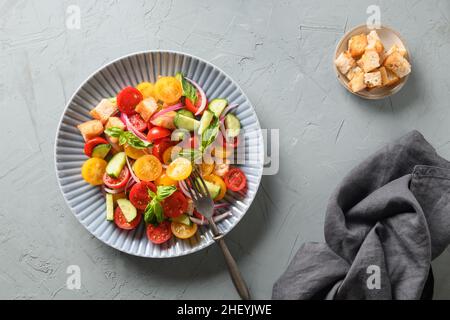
[{"x1": 1, "y1": 0, "x2": 450, "y2": 300}]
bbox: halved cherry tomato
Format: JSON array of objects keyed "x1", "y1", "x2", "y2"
[
  {"x1": 114, "y1": 206, "x2": 142, "y2": 230},
  {"x1": 117, "y1": 86, "x2": 143, "y2": 115},
  {"x1": 103, "y1": 166, "x2": 130, "y2": 189},
  {"x1": 185, "y1": 89, "x2": 207, "y2": 115},
  {"x1": 204, "y1": 174, "x2": 227, "y2": 200},
  {"x1": 129, "y1": 114, "x2": 147, "y2": 132},
  {"x1": 162, "y1": 146, "x2": 181, "y2": 165},
  {"x1": 81, "y1": 158, "x2": 107, "y2": 185},
  {"x1": 133, "y1": 155, "x2": 162, "y2": 181},
  {"x1": 84, "y1": 137, "x2": 109, "y2": 157},
  {"x1": 171, "y1": 221, "x2": 198, "y2": 239},
  {"x1": 223, "y1": 167, "x2": 247, "y2": 192},
  {"x1": 146, "y1": 221, "x2": 172, "y2": 244},
  {"x1": 166, "y1": 157, "x2": 192, "y2": 181},
  {"x1": 124, "y1": 144, "x2": 146, "y2": 160},
  {"x1": 152, "y1": 138, "x2": 174, "y2": 162},
  {"x1": 129, "y1": 181, "x2": 156, "y2": 210},
  {"x1": 156, "y1": 171, "x2": 178, "y2": 186},
  {"x1": 147, "y1": 126, "x2": 171, "y2": 142},
  {"x1": 162, "y1": 191, "x2": 188, "y2": 218},
  {"x1": 154, "y1": 77, "x2": 182, "y2": 104},
  {"x1": 136, "y1": 82, "x2": 154, "y2": 99}
]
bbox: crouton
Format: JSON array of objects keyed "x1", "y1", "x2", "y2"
[
  {"x1": 89, "y1": 99, "x2": 118, "y2": 124},
  {"x1": 346, "y1": 66, "x2": 362, "y2": 81},
  {"x1": 348, "y1": 34, "x2": 368, "y2": 58},
  {"x1": 386, "y1": 44, "x2": 407, "y2": 58},
  {"x1": 105, "y1": 116, "x2": 126, "y2": 144},
  {"x1": 379, "y1": 66, "x2": 400, "y2": 86},
  {"x1": 364, "y1": 71, "x2": 382, "y2": 88},
  {"x1": 135, "y1": 97, "x2": 158, "y2": 122},
  {"x1": 383, "y1": 51, "x2": 411, "y2": 78},
  {"x1": 348, "y1": 71, "x2": 366, "y2": 93},
  {"x1": 335, "y1": 51, "x2": 356, "y2": 75},
  {"x1": 77, "y1": 120, "x2": 104, "y2": 142},
  {"x1": 366, "y1": 30, "x2": 384, "y2": 55},
  {"x1": 357, "y1": 50, "x2": 380, "y2": 73}
]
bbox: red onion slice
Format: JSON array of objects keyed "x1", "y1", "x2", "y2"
[
  {"x1": 186, "y1": 78, "x2": 207, "y2": 116},
  {"x1": 220, "y1": 104, "x2": 239, "y2": 122},
  {"x1": 121, "y1": 113, "x2": 151, "y2": 143},
  {"x1": 189, "y1": 211, "x2": 232, "y2": 225},
  {"x1": 103, "y1": 186, "x2": 125, "y2": 194},
  {"x1": 126, "y1": 156, "x2": 140, "y2": 183},
  {"x1": 179, "y1": 181, "x2": 192, "y2": 199},
  {"x1": 214, "y1": 203, "x2": 230, "y2": 209},
  {"x1": 150, "y1": 103, "x2": 183, "y2": 122}
]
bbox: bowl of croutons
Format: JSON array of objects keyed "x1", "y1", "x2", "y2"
[{"x1": 334, "y1": 24, "x2": 411, "y2": 99}]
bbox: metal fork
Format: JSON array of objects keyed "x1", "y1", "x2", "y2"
[{"x1": 185, "y1": 167, "x2": 251, "y2": 300}]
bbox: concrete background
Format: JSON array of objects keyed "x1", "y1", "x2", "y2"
[{"x1": 1, "y1": 0, "x2": 450, "y2": 299}]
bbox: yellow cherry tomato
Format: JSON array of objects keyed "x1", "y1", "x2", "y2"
[
  {"x1": 200, "y1": 162, "x2": 214, "y2": 176},
  {"x1": 154, "y1": 76, "x2": 182, "y2": 104},
  {"x1": 162, "y1": 146, "x2": 181, "y2": 165},
  {"x1": 124, "y1": 144, "x2": 147, "y2": 160},
  {"x1": 81, "y1": 158, "x2": 107, "y2": 186},
  {"x1": 204, "y1": 174, "x2": 227, "y2": 201},
  {"x1": 171, "y1": 221, "x2": 198, "y2": 239},
  {"x1": 155, "y1": 171, "x2": 177, "y2": 186},
  {"x1": 136, "y1": 82, "x2": 155, "y2": 99},
  {"x1": 132, "y1": 155, "x2": 162, "y2": 181},
  {"x1": 166, "y1": 157, "x2": 192, "y2": 181}
]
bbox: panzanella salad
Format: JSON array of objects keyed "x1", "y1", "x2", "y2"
[{"x1": 77, "y1": 73, "x2": 247, "y2": 245}]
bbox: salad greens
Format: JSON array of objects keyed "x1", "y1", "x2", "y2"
[
  {"x1": 105, "y1": 127, "x2": 152, "y2": 149},
  {"x1": 144, "y1": 185, "x2": 177, "y2": 225},
  {"x1": 176, "y1": 72, "x2": 198, "y2": 105}
]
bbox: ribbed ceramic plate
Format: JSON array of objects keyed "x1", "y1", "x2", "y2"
[{"x1": 55, "y1": 51, "x2": 264, "y2": 258}]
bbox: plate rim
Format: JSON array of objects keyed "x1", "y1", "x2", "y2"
[{"x1": 54, "y1": 50, "x2": 265, "y2": 258}]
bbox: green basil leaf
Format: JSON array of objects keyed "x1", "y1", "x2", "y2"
[
  {"x1": 154, "y1": 202, "x2": 164, "y2": 223},
  {"x1": 200, "y1": 116, "x2": 220, "y2": 152},
  {"x1": 156, "y1": 185, "x2": 177, "y2": 201},
  {"x1": 125, "y1": 132, "x2": 151, "y2": 149},
  {"x1": 177, "y1": 72, "x2": 197, "y2": 104},
  {"x1": 105, "y1": 127, "x2": 123, "y2": 138}
]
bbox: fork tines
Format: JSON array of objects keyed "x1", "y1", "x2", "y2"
[{"x1": 186, "y1": 167, "x2": 211, "y2": 200}]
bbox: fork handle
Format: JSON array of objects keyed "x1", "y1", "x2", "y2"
[{"x1": 209, "y1": 221, "x2": 251, "y2": 300}]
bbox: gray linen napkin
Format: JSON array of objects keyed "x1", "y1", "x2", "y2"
[{"x1": 273, "y1": 131, "x2": 450, "y2": 300}]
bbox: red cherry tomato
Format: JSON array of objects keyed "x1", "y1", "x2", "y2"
[
  {"x1": 162, "y1": 191, "x2": 188, "y2": 218},
  {"x1": 185, "y1": 89, "x2": 206, "y2": 115},
  {"x1": 103, "y1": 166, "x2": 130, "y2": 189},
  {"x1": 147, "y1": 126, "x2": 171, "y2": 142},
  {"x1": 223, "y1": 167, "x2": 247, "y2": 192},
  {"x1": 128, "y1": 114, "x2": 147, "y2": 132},
  {"x1": 152, "y1": 138, "x2": 174, "y2": 161},
  {"x1": 84, "y1": 137, "x2": 109, "y2": 157},
  {"x1": 114, "y1": 206, "x2": 142, "y2": 230},
  {"x1": 146, "y1": 221, "x2": 172, "y2": 244},
  {"x1": 117, "y1": 87, "x2": 143, "y2": 115},
  {"x1": 129, "y1": 181, "x2": 157, "y2": 210}
]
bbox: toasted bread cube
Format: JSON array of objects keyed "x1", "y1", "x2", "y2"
[
  {"x1": 135, "y1": 97, "x2": 158, "y2": 122},
  {"x1": 89, "y1": 99, "x2": 118, "y2": 124},
  {"x1": 348, "y1": 34, "x2": 368, "y2": 58},
  {"x1": 384, "y1": 51, "x2": 411, "y2": 78},
  {"x1": 77, "y1": 120, "x2": 104, "y2": 142},
  {"x1": 357, "y1": 50, "x2": 380, "y2": 73},
  {"x1": 364, "y1": 71, "x2": 382, "y2": 88},
  {"x1": 105, "y1": 116, "x2": 126, "y2": 144},
  {"x1": 366, "y1": 30, "x2": 384, "y2": 55},
  {"x1": 335, "y1": 51, "x2": 356, "y2": 75},
  {"x1": 346, "y1": 66, "x2": 362, "y2": 81},
  {"x1": 348, "y1": 71, "x2": 366, "y2": 93},
  {"x1": 379, "y1": 66, "x2": 400, "y2": 86},
  {"x1": 386, "y1": 44, "x2": 407, "y2": 58}
]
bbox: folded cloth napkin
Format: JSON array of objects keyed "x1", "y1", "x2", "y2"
[{"x1": 273, "y1": 131, "x2": 450, "y2": 300}]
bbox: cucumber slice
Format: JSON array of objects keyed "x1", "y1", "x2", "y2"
[
  {"x1": 177, "y1": 109, "x2": 194, "y2": 119},
  {"x1": 208, "y1": 99, "x2": 228, "y2": 117},
  {"x1": 117, "y1": 199, "x2": 137, "y2": 223},
  {"x1": 224, "y1": 114, "x2": 241, "y2": 138},
  {"x1": 106, "y1": 193, "x2": 114, "y2": 221},
  {"x1": 174, "y1": 114, "x2": 200, "y2": 131},
  {"x1": 171, "y1": 214, "x2": 192, "y2": 226},
  {"x1": 106, "y1": 152, "x2": 126, "y2": 178},
  {"x1": 197, "y1": 178, "x2": 221, "y2": 199},
  {"x1": 92, "y1": 144, "x2": 111, "y2": 159},
  {"x1": 198, "y1": 110, "x2": 214, "y2": 135}
]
